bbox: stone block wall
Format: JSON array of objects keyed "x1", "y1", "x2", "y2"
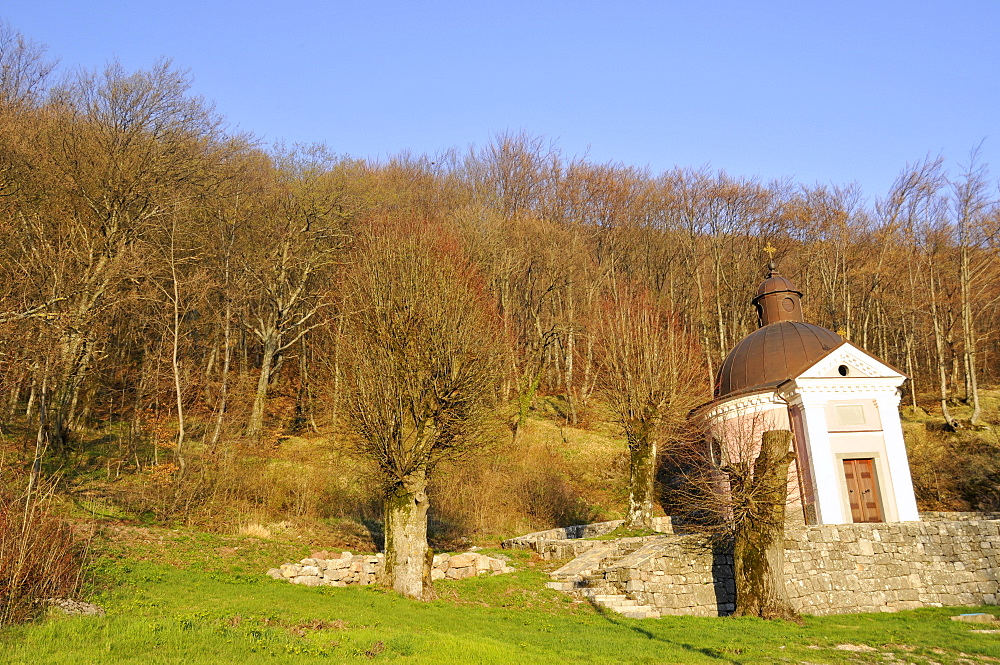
[
  {"x1": 605, "y1": 519, "x2": 1000, "y2": 616},
  {"x1": 502, "y1": 517, "x2": 675, "y2": 560},
  {"x1": 502, "y1": 520, "x2": 623, "y2": 548},
  {"x1": 267, "y1": 550, "x2": 514, "y2": 587},
  {"x1": 605, "y1": 537, "x2": 734, "y2": 617},
  {"x1": 783, "y1": 520, "x2": 1000, "y2": 615},
  {"x1": 921, "y1": 511, "x2": 1000, "y2": 522}
]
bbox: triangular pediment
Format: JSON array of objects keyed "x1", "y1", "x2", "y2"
[{"x1": 795, "y1": 342, "x2": 905, "y2": 381}]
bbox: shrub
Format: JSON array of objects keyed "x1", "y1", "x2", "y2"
[{"x1": 0, "y1": 485, "x2": 87, "y2": 625}]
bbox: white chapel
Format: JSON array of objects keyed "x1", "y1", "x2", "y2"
[{"x1": 703, "y1": 262, "x2": 920, "y2": 525}]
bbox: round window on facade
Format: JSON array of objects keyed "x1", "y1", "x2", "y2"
[
  {"x1": 782, "y1": 297, "x2": 795, "y2": 312},
  {"x1": 838, "y1": 364, "x2": 849, "y2": 376}
]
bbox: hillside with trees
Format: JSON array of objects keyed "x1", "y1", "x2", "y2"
[{"x1": 2, "y1": 23, "x2": 999, "y2": 589}]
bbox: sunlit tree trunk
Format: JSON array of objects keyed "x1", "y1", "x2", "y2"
[
  {"x1": 625, "y1": 433, "x2": 656, "y2": 530},
  {"x1": 729, "y1": 430, "x2": 799, "y2": 622},
  {"x1": 929, "y1": 270, "x2": 957, "y2": 428},
  {"x1": 208, "y1": 298, "x2": 232, "y2": 451},
  {"x1": 381, "y1": 469, "x2": 434, "y2": 600}
]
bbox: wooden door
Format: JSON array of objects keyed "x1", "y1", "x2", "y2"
[{"x1": 843, "y1": 458, "x2": 883, "y2": 523}]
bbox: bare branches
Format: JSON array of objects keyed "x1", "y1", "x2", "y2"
[
  {"x1": 336, "y1": 219, "x2": 502, "y2": 599},
  {"x1": 593, "y1": 284, "x2": 707, "y2": 443},
  {"x1": 592, "y1": 283, "x2": 707, "y2": 529},
  {"x1": 0, "y1": 298, "x2": 67, "y2": 325},
  {"x1": 0, "y1": 21, "x2": 56, "y2": 109},
  {"x1": 338, "y1": 221, "x2": 502, "y2": 483}
]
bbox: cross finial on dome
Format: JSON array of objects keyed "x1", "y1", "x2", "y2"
[{"x1": 763, "y1": 243, "x2": 778, "y2": 275}]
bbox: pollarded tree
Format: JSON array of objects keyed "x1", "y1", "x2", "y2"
[
  {"x1": 337, "y1": 220, "x2": 502, "y2": 600},
  {"x1": 592, "y1": 283, "x2": 707, "y2": 530},
  {"x1": 667, "y1": 415, "x2": 801, "y2": 621},
  {"x1": 723, "y1": 428, "x2": 799, "y2": 621}
]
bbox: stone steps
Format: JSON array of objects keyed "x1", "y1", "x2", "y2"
[
  {"x1": 548, "y1": 542, "x2": 620, "y2": 582},
  {"x1": 546, "y1": 538, "x2": 667, "y2": 620},
  {"x1": 532, "y1": 523, "x2": 677, "y2": 620},
  {"x1": 580, "y1": 589, "x2": 660, "y2": 619},
  {"x1": 548, "y1": 537, "x2": 651, "y2": 582}
]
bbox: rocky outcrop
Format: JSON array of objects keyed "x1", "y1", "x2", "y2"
[{"x1": 267, "y1": 550, "x2": 515, "y2": 587}]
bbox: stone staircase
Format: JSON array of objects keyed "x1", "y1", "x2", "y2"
[
  {"x1": 504, "y1": 517, "x2": 678, "y2": 620},
  {"x1": 544, "y1": 538, "x2": 662, "y2": 619},
  {"x1": 578, "y1": 591, "x2": 660, "y2": 619}
]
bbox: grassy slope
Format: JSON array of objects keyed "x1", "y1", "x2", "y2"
[
  {"x1": 900, "y1": 388, "x2": 1000, "y2": 511},
  {"x1": 4, "y1": 394, "x2": 999, "y2": 663},
  {"x1": 3, "y1": 527, "x2": 1000, "y2": 664}
]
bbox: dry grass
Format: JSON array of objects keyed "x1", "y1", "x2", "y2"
[
  {"x1": 429, "y1": 415, "x2": 627, "y2": 544},
  {"x1": 237, "y1": 522, "x2": 276, "y2": 539},
  {"x1": 97, "y1": 407, "x2": 631, "y2": 549},
  {"x1": 13, "y1": 386, "x2": 997, "y2": 572},
  {"x1": 903, "y1": 388, "x2": 1000, "y2": 511}
]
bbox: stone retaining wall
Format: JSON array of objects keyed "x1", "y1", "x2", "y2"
[
  {"x1": 784, "y1": 520, "x2": 999, "y2": 615},
  {"x1": 502, "y1": 517, "x2": 674, "y2": 559},
  {"x1": 607, "y1": 519, "x2": 1000, "y2": 616},
  {"x1": 502, "y1": 520, "x2": 623, "y2": 548},
  {"x1": 920, "y1": 511, "x2": 1000, "y2": 522},
  {"x1": 267, "y1": 550, "x2": 514, "y2": 587},
  {"x1": 604, "y1": 537, "x2": 733, "y2": 617}
]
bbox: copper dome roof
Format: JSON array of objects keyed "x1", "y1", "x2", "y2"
[
  {"x1": 756, "y1": 271, "x2": 802, "y2": 299},
  {"x1": 714, "y1": 262, "x2": 843, "y2": 399},
  {"x1": 714, "y1": 322, "x2": 843, "y2": 397}
]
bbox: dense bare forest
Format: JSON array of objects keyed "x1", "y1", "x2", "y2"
[{"x1": 2, "y1": 28, "x2": 999, "y2": 549}]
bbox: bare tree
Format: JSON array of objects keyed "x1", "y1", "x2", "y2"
[
  {"x1": 592, "y1": 283, "x2": 706, "y2": 530},
  {"x1": 952, "y1": 146, "x2": 994, "y2": 426},
  {"x1": 888, "y1": 159, "x2": 961, "y2": 428},
  {"x1": 243, "y1": 147, "x2": 349, "y2": 439},
  {"x1": 725, "y1": 429, "x2": 799, "y2": 620},
  {"x1": 337, "y1": 221, "x2": 502, "y2": 599},
  {"x1": 32, "y1": 60, "x2": 223, "y2": 448},
  {"x1": 667, "y1": 412, "x2": 800, "y2": 621},
  {"x1": 0, "y1": 20, "x2": 56, "y2": 109}
]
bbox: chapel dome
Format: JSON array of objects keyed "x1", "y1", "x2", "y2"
[
  {"x1": 713, "y1": 321, "x2": 842, "y2": 397},
  {"x1": 714, "y1": 261, "x2": 843, "y2": 398},
  {"x1": 756, "y1": 271, "x2": 801, "y2": 299}
]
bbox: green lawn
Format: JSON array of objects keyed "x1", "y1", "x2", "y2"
[{"x1": 2, "y1": 527, "x2": 999, "y2": 664}]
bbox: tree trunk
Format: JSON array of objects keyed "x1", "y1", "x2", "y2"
[
  {"x1": 208, "y1": 300, "x2": 232, "y2": 452},
  {"x1": 294, "y1": 340, "x2": 315, "y2": 432},
  {"x1": 905, "y1": 334, "x2": 918, "y2": 410},
  {"x1": 929, "y1": 271, "x2": 958, "y2": 428},
  {"x1": 51, "y1": 330, "x2": 88, "y2": 449},
  {"x1": 7, "y1": 366, "x2": 24, "y2": 419},
  {"x1": 247, "y1": 333, "x2": 277, "y2": 439},
  {"x1": 24, "y1": 368, "x2": 37, "y2": 420},
  {"x1": 170, "y1": 245, "x2": 186, "y2": 476},
  {"x1": 26, "y1": 386, "x2": 50, "y2": 501},
  {"x1": 961, "y1": 241, "x2": 981, "y2": 425},
  {"x1": 381, "y1": 469, "x2": 435, "y2": 600},
  {"x1": 625, "y1": 434, "x2": 656, "y2": 530},
  {"x1": 511, "y1": 366, "x2": 542, "y2": 445},
  {"x1": 732, "y1": 429, "x2": 799, "y2": 622}
]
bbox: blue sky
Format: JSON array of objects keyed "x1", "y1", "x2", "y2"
[{"x1": 4, "y1": 1, "x2": 998, "y2": 199}]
